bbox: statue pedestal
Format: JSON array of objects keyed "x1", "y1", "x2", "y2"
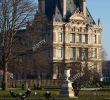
[
  {"x1": 60, "y1": 80, "x2": 75, "y2": 98},
  {"x1": 60, "y1": 69, "x2": 76, "y2": 98}
]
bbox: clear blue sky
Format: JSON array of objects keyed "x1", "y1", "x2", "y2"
[
  {"x1": 34, "y1": 0, "x2": 110, "y2": 60},
  {"x1": 87, "y1": 0, "x2": 110, "y2": 60}
]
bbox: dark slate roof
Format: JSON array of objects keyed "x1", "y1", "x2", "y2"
[
  {"x1": 45, "y1": 0, "x2": 63, "y2": 20},
  {"x1": 86, "y1": 8, "x2": 95, "y2": 24},
  {"x1": 45, "y1": 0, "x2": 79, "y2": 20},
  {"x1": 43, "y1": 0, "x2": 95, "y2": 24},
  {"x1": 53, "y1": 6, "x2": 63, "y2": 22}
]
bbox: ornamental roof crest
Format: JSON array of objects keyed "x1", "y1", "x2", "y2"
[{"x1": 69, "y1": 9, "x2": 87, "y2": 22}]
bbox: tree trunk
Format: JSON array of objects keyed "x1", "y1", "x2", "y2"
[{"x1": 2, "y1": 62, "x2": 8, "y2": 90}]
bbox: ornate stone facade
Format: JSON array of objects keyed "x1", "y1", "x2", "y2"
[
  {"x1": 14, "y1": 0, "x2": 102, "y2": 80},
  {"x1": 29, "y1": 0, "x2": 102, "y2": 79}
]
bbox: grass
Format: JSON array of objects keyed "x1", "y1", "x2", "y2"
[
  {"x1": 78, "y1": 90, "x2": 110, "y2": 100},
  {"x1": 0, "y1": 88, "x2": 110, "y2": 100}
]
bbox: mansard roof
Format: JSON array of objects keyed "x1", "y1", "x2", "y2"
[
  {"x1": 45, "y1": 0, "x2": 63, "y2": 20},
  {"x1": 45, "y1": 0, "x2": 80, "y2": 20},
  {"x1": 44, "y1": 0, "x2": 95, "y2": 24},
  {"x1": 53, "y1": 5, "x2": 63, "y2": 22},
  {"x1": 86, "y1": 8, "x2": 95, "y2": 24}
]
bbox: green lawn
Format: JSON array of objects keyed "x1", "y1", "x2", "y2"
[
  {"x1": 78, "y1": 89, "x2": 110, "y2": 100},
  {"x1": 0, "y1": 88, "x2": 110, "y2": 100}
]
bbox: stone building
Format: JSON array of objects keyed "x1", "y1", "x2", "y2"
[
  {"x1": 30, "y1": 0, "x2": 102, "y2": 79},
  {"x1": 14, "y1": 0, "x2": 102, "y2": 79}
]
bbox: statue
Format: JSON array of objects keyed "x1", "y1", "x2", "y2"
[
  {"x1": 64, "y1": 68, "x2": 71, "y2": 81},
  {"x1": 60, "y1": 68, "x2": 76, "y2": 98}
]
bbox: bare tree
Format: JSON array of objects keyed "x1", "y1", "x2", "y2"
[
  {"x1": 101, "y1": 48, "x2": 108, "y2": 81},
  {"x1": 0, "y1": 0, "x2": 36, "y2": 90},
  {"x1": 70, "y1": 47, "x2": 102, "y2": 96}
]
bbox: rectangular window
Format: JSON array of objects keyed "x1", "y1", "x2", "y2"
[
  {"x1": 76, "y1": 34, "x2": 81, "y2": 43},
  {"x1": 93, "y1": 35, "x2": 96, "y2": 43},
  {"x1": 59, "y1": 32, "x2": 63, "y2": 42},
  {"x1": 82, "y1": 34, "x2": 88, "y2": 44},
  {"x1": 70, "y1": 33, "x2": 75, "y2": 43},
  {"x1": 58, "y1": 47, "x2": 63, "y2": 58},
  {"x1": 79, "y1": 48, "x2": 82, "y2": 58},
  {"x1": 76, "y1": 48, "x2": 88, "y2": 60},
  {"x1": 82, "y1": 34, "x2": 85, "y2": 43},
  {"x1": 76, "y1": 48, "x2": 80, "y2": 60},
  {"x1": 76, "y1": 35, "x2": 79, "y2": 43},
  {"x1": 82, "y1": 48, "x2": 88, "y2": 60},
  {"x1": 92, "y1": 48, "x2": 97, "y2": 58},
  {"x1": 70, "y1": 47, "x2": 76, "y2": 60},
  {"x1": 85, "y1": 34, "x2": 88, "y2": 43}
]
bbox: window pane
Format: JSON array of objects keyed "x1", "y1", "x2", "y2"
[
  {"x1": 70, "y1": 47, "x2": 76, "y2": 60},
  {"x1": 82, "y1": 34, "x2": 85, "y2": 43},
  {"x1": 76, "y1": 35, "x2": 79, "y2": 43},
  {"x1": 58, "y1": 47, "x2": 63, "y2": 58},
  {"x1": 85, "y1": 34, "x2": 88, "y2": 43},
  {"x1": 70, "y1": 33, "x2": 75, "y2": 43},
  {"x1": 82, "y1": 48, "x2": 88, "y2": 59},
  {"x1": 59, "y1": 33, "x2": 63, "y2": 42},
  {"x1": 93, "y1": 35, "x2": 96, "y2": 43},
  {"x1": 82, "y1": 34, "x2": 88, "y2": 44},
  {"x1": 92, "y1": 48, "x2": 97, "y2": 58},
  {"x1": 76, "y1": 48, "x2": 80, "y2": 60}
]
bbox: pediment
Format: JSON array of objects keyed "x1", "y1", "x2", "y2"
[{"x1": 69, "y1": 11, "x2": 86, "y2": 21}]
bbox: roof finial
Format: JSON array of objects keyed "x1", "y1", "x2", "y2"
[{"x1": 98, "y1": 18, "x2": 101, "y2": 26}]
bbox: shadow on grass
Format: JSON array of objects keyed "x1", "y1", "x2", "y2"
[{"x1": 0, "y1": 88, "x2": 110, "y2": 100}]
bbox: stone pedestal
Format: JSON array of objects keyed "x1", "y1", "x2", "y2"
[
  {"x1": 60, "y1": 80, "x2": 75, "y2": 98},
  {"x1": 60, "y1": 69, "x2": 76, "y2": 98}
]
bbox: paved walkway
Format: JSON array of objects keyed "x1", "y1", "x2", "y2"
[{"x1": 81, "y1": 88, "x2": 101, "y2": 91}]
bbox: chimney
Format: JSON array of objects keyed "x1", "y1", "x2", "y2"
[
  {"x1": 38, "y1": 0, "x2": 45, "y2": 14},
  {"x1": 63, "y1": 0, "x2": 67, "y2": 17},
  {"x1": 82, "y1": 0, "x2": 86, "y2": 17}
]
